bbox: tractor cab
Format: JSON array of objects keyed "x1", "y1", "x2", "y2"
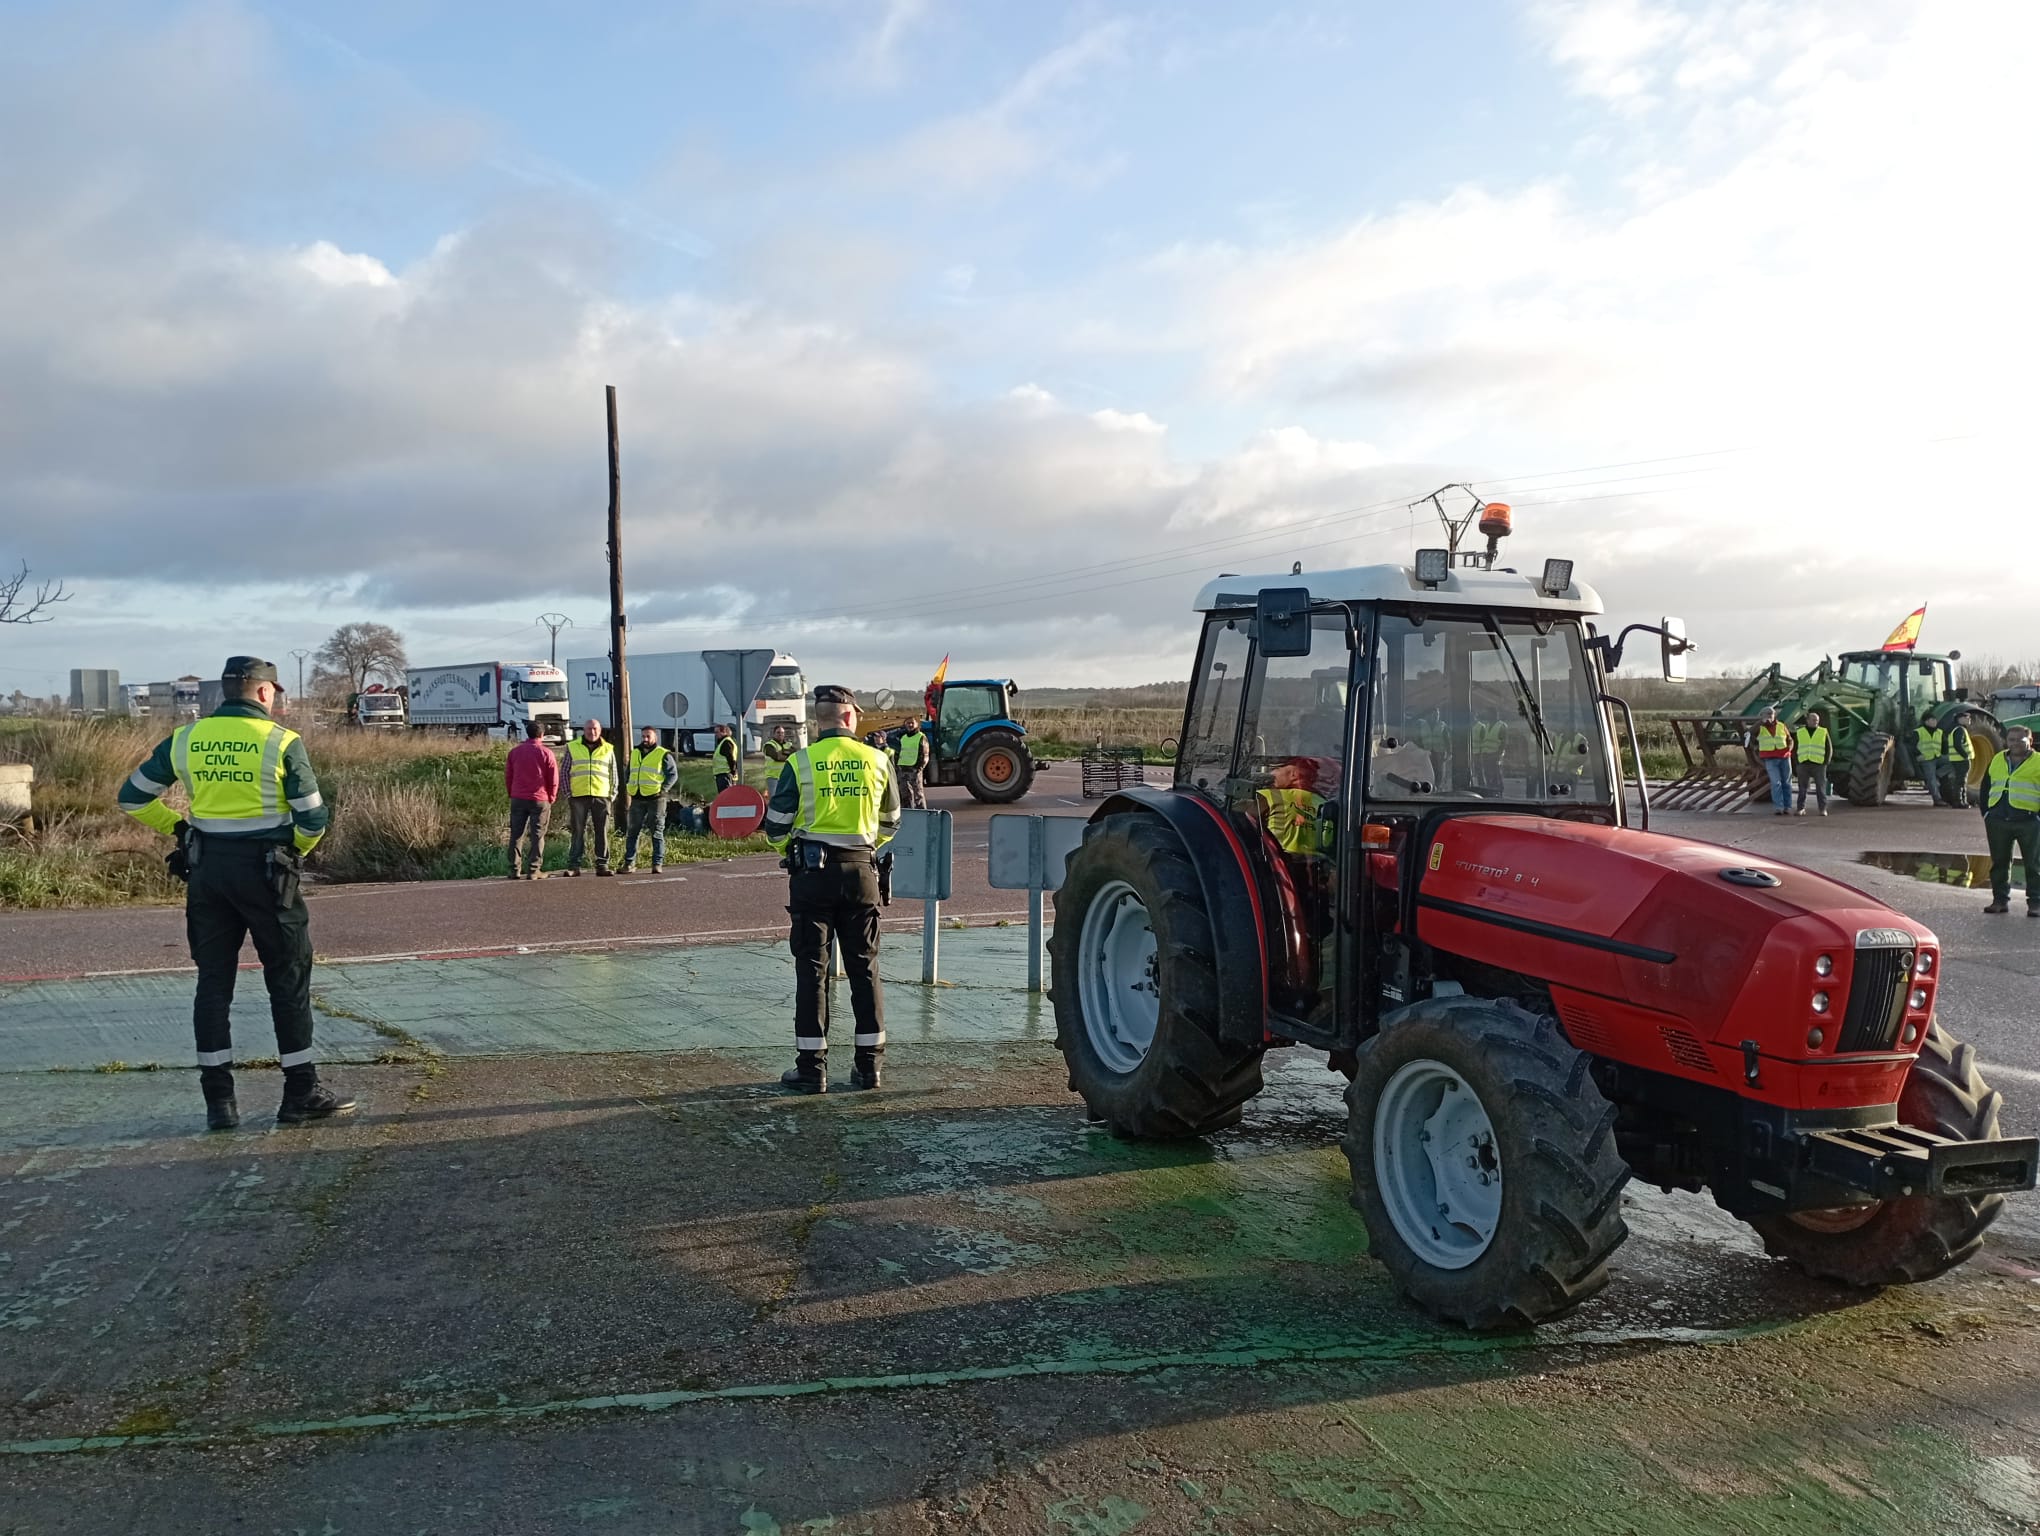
[
  {"x1": 1836, "y1": 650, "x2": 1960, "y2": 718},
  {"x1": 1174, "y1": 561, "x2": 1631, "y2": 1034}
]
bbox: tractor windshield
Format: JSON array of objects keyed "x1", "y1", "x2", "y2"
[{"x1": 1368, "y1": 613, "x2": 1609, "y2": 806}]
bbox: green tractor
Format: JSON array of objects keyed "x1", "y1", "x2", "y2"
[
  {"x1": 1989, "y1": 682, "x2": 2040, "y2": 738},
  {"x1": 1659, "y1": 649, "x2": 2004, "y2": 810}
]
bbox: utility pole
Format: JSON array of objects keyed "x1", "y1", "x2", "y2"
[
  {"x1": 606, "y1": 386, "x2": 631, "y2": 829},
  {"x1": 290, "y1": 648, "x2": 311, "y2": 719},
  {"x1": 537, "y1": 613, "x2": 572, "y2": 668}
]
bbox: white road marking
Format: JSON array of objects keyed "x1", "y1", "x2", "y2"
[{"x1": 1983, "y1": 1062, "x2": 2040, "y2": 1088}]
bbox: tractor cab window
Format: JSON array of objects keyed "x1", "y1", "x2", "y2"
[
  {"x1": 1233, "y1": 610, "x2": 1352, "y2": 1029},
  {"x1": 936, "y1": 683, "x2": 1003, "y2": 758},
  {"x1": 1178, "y1": 616, "x2": 1253, "y2": 795},
  {"x1": 1369, "y1": 613, "x2": 1609, "y2": 806},
  {"x1": 1907, "y1": 658, "x2": 1949, "y2": 713},
  {"x1": 1840, "y1": 657, "x2": 1900, "y2": 695}
]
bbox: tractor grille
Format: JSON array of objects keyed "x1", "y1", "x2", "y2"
[{"x1": 1836, "y1": 946, "x2": 1913, "y2": 1054}]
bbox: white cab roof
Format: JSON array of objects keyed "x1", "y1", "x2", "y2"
[{"x1": 1193, "y1": 561, "x2": 1603, "y2": 617}]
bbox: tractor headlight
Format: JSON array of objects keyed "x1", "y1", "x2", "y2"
[
  {"x1": 1540, "y1": 557, "x2": 1575, "y2": 596},
  {"x1": 1814, "y1": 954, "x2": 1833, "y2": 978},
  {"x1": 1415, "y1": 548, "x2": 1450, "y2": 586},
  {"x1": 1909, "y1": 987, "x2": 1929, "y2": 1011},
  {"x1": 1811, "y1": 991, "x2": 1831, "y2": 1014},
  {"x1": 1914, "y1": 951, "x2": 1934, "y2": 976}
]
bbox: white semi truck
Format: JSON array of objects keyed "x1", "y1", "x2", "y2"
[
  {"x1": 565, "y1": 651, "x2": 806, "y2": 755},
  {"x1": 406, "y1": 660, "x2": 570, "y2": 741}
]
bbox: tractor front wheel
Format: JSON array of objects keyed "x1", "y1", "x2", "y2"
[
  {"x1": 963, "y1": 730, "x2": 1034, "y2": 803},
  {"x1": 1049, "y1": 814, "x2": 1263, "y2": 1138},
  {"x1": 1745, "y1": 1023, "x2": 2009, "y2": 1286},
  {"x1": 1846, "y1": 729, "x2": 1894, "y2": 806},
  {"x1": 1345, "y1": 998, "x2": 1630, "y2": 1329}
]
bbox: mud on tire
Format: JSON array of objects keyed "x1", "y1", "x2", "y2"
[
  {"x1": 1745, "y1": 1022, "x2": 2009, "y2": 1287},
  {"x1": 1344, "y1": 997, "x2": 1631, "y2": 1330},
  {"x1": 1048, "y1": 813, "x2": 1263, "y2": 1138}
]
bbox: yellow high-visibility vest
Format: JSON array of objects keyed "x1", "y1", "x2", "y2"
[
  {"x1": 1756, "y1": 724, "x2": 1791, "y2": 753},
  {"x1": 785, "y1": 736, "x2": 890, "y2": 846},
  {"x1": 896, "y1": 730, "x2": 926, "y2": 769},
  {"x1": 1472, "y1": 722, "x2": 1506, "y2": 756},
  {"x1": 1983, "y1": 752, "x2": 2040, "y2": 814},
  {"x1": 1915, "y1": 725, "x2": 1944, "y2": 762},
  {"x1": 1257, "y1": 787, "x2": 1323, "y2": 854},
  {"x1": 1793, "y1": 726, "x2": 1830, "y2": 764},
  {"x1": 169, "y1": 715, "x2": 298, "y2": 835},
  {"x1": 567, "y1": 739, "x2": 616, "y2": 798},
  {"x1": 628, "y1": 744, "x2": 670, "y2": 797},
  {"x1": 714, "y1": 735, "x2": 739, "y2": 773}
]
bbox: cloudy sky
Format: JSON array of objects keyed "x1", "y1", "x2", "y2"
[{"x1": 1, "y1": 0, "x2": 2032, "y2": 699}]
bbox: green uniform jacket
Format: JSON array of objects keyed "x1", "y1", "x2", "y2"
[{"x1": 118, "y1": 700, "x2": 331, "y2": 852}]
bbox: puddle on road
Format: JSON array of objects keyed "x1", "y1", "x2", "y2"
[{"x1": 1860, "y1": 850, "x2": 2022, "y2": 889}]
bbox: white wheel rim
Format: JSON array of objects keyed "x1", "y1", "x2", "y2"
[
  {"x1": 1077, "y1": 879, "x2": 1160, "y2": 1075},
  {"x1": 1372, "y1": 1058, "x2": 1504, "y2": 1270}
]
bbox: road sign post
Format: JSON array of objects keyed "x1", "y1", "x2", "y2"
[
  {"x1": 890, "y1": 808, "x2": 953, "y2": 984},
  {"x1": 988, "y1": 813, "x2": 1087, "y2": 991}
]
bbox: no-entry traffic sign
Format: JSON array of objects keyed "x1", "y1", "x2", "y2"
[{"x1": 708, "y1": 783, "x2": 768, "y2": 839}]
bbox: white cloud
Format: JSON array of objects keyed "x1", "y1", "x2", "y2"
[{"x1": 296, "y1": 240, "x2": 395, "y2": 288}]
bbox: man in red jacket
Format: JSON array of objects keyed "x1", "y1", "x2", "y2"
[{"x1": 505, "y1": 722, "x2": 562, "y2": 879}]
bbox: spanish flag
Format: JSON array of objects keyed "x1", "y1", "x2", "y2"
[
  {"x1": 924, "y1": 655, "x2": 950, "y2": 721},
  {"x1": 1881, "y1": 605, "x2": 1926, "y2": 653}
]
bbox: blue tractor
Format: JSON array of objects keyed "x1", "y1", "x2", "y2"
[{"x1": 896, "y1": 678, "x2": 1039, "y2": 803}]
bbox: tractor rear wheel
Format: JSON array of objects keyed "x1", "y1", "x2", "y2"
[
  {"x1": 1049, "y1": 813, "x2": 1263, "y2": 1138},
  {"x1": 1745, "y1": 1023, "x2": 2008, "y2": 1286},
  {"x1": 1344, "y1": 998, "x2": 1630, "y2": 1329},
  {"x1": 1958, "y1": 716, "x2": 2003, "y2": 794},
  {"x1": 963, "y1": 729, "x2": 1033, "y2": 803},
  {"x1": 1846, "y1": 729, "x2": 1894, "y2": 806}
]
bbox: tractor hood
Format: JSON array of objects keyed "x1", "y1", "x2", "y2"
[{"x1": 1417, "y1": 816, "x2": 1938, "y2": 1083}]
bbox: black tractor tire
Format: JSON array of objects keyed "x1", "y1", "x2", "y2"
[
  {"x1": 1344, "y1": 998, "x2": 1631, "y2": 1330},
  {"x1": 1745, "y1": 1023, "x2": 2009, "y2": 1287},
  {"x1": 1048, "y1": 813, "x2": 1264, "y2": 1138},
  {"x1": 1956, "y1": 715, "x2": 2003, "y2": 794},
  {"x1": 962, "y1": 730, "x2": 1034, "y2": 803},
  {"x1": 1845, "y1": 730, "x2": 1894, "y2": 806}
]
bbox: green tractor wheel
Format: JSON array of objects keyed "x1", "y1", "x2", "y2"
[{"x1": 1846, "y1": 730, "x2": 1894, "y2": 807}]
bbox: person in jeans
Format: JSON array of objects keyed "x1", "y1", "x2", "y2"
[
  {"x1": 505, "y1": 722, "x2": 561, "y2": 879},
  {"x1": 622, "y1": 725, "x2": 679, "y2": 873},
  {"x1": 1792, "y1": 710, "x2": 1831, "y2": 817},
  {"x1": 1749, "y1": 706, "x2": 1793, "y2": 815},
  {"x1": 1980, "y1": 726, "x2": 2040, "y2": 916},
  {"x1": 564, "y1": 718, "x2": 617, "y2": 877}
]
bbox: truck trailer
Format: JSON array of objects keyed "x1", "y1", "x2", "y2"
[
  {"x1": 566, "y1": 651, "x2": 806, "y2": 755},
  {"x1": 405, "y1": 661, "x2": 570, "y2": 741}
]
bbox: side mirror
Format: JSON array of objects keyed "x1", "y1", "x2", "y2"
[
  {"x1": 1661, "y1": 616, "x2": 1689, "y2": 682},
  {"x1": 1255, "y1": 587, "x2": 1314, "y2": 658}
]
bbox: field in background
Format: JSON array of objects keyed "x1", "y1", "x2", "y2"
[{"x1": 0, "y1": 720, "x2": 769, "y2": 909}]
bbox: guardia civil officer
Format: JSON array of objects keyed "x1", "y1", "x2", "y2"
[
  {"x1": 762, "y1": 685, "x2": 901, "y2": 1093},
  {"x1": 118, "y1": 657, "x2": 355, "y2": 1130}
]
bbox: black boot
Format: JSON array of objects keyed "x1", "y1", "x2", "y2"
[
  {"x1": 278, "y1": 1070, "x2": 358, "y2": 1124},
  {"x1": 200, "y1": 1065, "x2": 239, "y2": 1131},
  {"x1": 847, "y1": 1051, "x2": 883, "y2": 1091},
  {"x1": 780, "y1": 1052, "x2": 827, "y2": 1094}
]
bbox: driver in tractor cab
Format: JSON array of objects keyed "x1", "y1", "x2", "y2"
[
  {"x1": 1256, "y1": 755, "x2": 1333, "y2": 1017},
  {"x1": 1256, "y1": 756, "x2": 1325, "y2": 855}
]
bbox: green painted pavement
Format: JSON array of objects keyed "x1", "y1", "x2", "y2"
[{"x1": 0, "y1": 925, "x2": 1052, "y2": 1072}]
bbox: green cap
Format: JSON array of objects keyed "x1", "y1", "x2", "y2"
[{"x1": 222, "y1": 656, "x2": 279, "y2": 684}]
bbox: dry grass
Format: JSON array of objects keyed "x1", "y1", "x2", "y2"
[
  {"x1": 1017, "y1": 706, "x2": 1180, "y2": 754},
  {"x1": 314, "y1": 781, "x2": 456, "y2": 882}
]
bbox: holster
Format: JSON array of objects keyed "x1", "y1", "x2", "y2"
[{"x1": 877, "y1": 850, "x2": 894, "y2": 907}]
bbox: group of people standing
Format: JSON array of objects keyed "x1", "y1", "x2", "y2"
[
  {"x1": 1747, "y1": 708, "x2": 1976, "y2": 817},
  {"x1": 504, "y1": 718, "x2": 682, "y2": 878}
]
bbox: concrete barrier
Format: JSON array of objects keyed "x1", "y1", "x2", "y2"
[{"x1": 0, "y1": 762, "x2": 30, "y2": 822}]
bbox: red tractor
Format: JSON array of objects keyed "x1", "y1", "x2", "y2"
[{"x1": 1048, "y1": 552, "x2": 2037, "y2": 1328}]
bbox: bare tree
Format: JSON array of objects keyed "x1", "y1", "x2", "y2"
[
  {"x1": 314, "y1": 622, "x2": 409, "y2": 694},
  {"x1": 0, "y1": 562, "x2": 68, "y2": 625}
]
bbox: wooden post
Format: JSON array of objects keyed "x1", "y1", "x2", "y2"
[{"x1": 607, "y1": 386, "x2": 631, "y2": 833}]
